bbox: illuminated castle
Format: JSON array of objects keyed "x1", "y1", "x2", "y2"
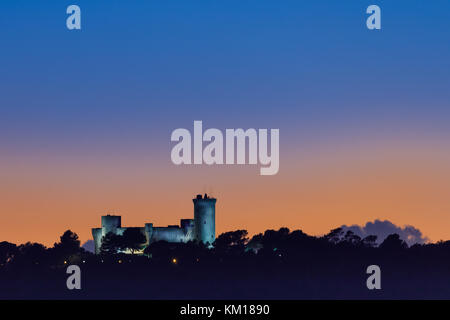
[{"x1": 91, "y1": 194, "x2": 216, "y2": 254}]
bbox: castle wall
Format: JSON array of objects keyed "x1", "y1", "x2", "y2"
[
  {"x1": 151, "y1": 226, "x2": 194, "y2": 243},
  {"x1": 116, "y1": 227, "x2": 145, "y2": 237},
  {"x1": 92, "y1": 228, "x2": 102, "y2": 254}
]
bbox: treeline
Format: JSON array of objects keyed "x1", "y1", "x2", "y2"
[
  {"x1": 2, "y1": 228, "x2": 450, "y2": 299},
  {"x1": 1, "y1": 227, "x2": 448, "y2": 268},
  {"x1": 0, "y1": 230, "x2": 89, "y2": 269}
]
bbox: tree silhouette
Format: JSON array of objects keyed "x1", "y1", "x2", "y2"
[
  {"x1": 246, "y1": 233, "x2": 264, "y2": 254},
  {"x1": 100, "y1": 232, "x2": 122, "y2": 255},
  {"x1": 0, "y1": 241, "x2": 18, "y2": 265},
  {"x1": 144, "y1": 240, "x2": 172, "y2": 260},
  {"x1": 379, "y1": 233, "x2": 408, "y2": 251},
  {"x1": 121, "y1": 228, "x2": 146, "y2": 254},
  {"x1": 343, "y1": 230, "x2": 362, "y2": 246},
  {"x1": 324, "y1": 227, "x2": 344, "y2": 244},
  {"x1": 362, "y1": 235, "x2": 378, "y2": 248},
  {"x1": 53, "y1": 230, "x2": 81, "y2": 255},
  {"x1": 214, "y1": 230, "x2": 248, "y2": 254},
  {"x1": 14, "y1": 242, "x2": 48, "y2": 266},
  {"x1": 260, "y1": 228, "x2": 290, "y2": 252}
]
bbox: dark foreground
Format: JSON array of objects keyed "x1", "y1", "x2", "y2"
[{"x1": 1, "y1": 228, "x2": 450, "y2": 299}]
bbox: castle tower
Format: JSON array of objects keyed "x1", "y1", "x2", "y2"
[
  {"x1": 193, "y1": 194, "x2": 216, "y2": 245},
  {"x1": 92, "y1": 215, "x2": 122, "y2": 254},
  {"x1": 101, "y1": 215, "x2": 121, "y2": 237}
]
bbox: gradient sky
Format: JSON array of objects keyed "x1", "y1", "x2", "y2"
[{"x1": 1, "y1": 0, "x2": 450, "y2": 246}]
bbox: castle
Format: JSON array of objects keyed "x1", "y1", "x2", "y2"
[{"x1": 91, "y1": 194, "x2": 216, "y2": 254}]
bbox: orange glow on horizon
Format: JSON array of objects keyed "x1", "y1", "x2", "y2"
[{"x1": 0, "y1": 138, "x2": 449, "y2": 247}]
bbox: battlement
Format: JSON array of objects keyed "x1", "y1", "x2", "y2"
[{"x1": 193, "y1": 193, "x2": 217, "y2": 203}]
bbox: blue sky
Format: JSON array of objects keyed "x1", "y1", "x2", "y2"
[{"x1": 1, "y1": 0, "x2": 449, "y2": 154}]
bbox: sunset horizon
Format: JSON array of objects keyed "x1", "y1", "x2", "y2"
[
  {"x1": 2, "y1": 134, "x2": 449, "y2": 247},
  {"x1": 1, "y1": 0, "x2": 450, "y2": 304}
]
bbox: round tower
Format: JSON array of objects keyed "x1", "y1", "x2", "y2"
[{"x1": 193, "y1": 194, "x2": 216, "y2": 245}]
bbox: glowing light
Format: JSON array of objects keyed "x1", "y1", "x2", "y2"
[
  {"x1": 64, "y1": 260, "x2": 67, "y2": 264},
  {"x1": 118, "y1": 260, "x2": 122, "y2": 264},
  {"x1": 172, "y1": 258, "x2": 177, "y2": 264}
]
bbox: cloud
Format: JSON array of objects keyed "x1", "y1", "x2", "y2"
[
  {"x1": 82, "y1": 240, "x2": 95, "y2": 253},
  {"x1": 340, "y1": 219, "x2": 429, "y2": 246}
]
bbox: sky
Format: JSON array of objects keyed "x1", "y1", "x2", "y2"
[{"x1": 1, "y1": 0, "x2": 450, "y2": 246}]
